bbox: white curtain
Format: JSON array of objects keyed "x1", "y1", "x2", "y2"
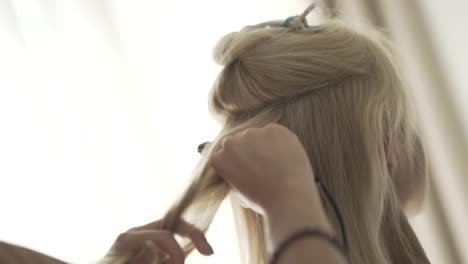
[{"x1": 0, "y1": 1, "x2": 466, "y2": 263}]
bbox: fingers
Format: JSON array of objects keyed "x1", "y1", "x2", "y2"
[
  {"x1": 213, "y1": 123, "x2": 286, "y2": 154},
  {"x1": 173, "y1": 221, "x2": 214, "y2": 256},
  {"x1": 210, "y1": 132, "x2": 246, "y2": 181},
  {"x1": 128, "y1": 219, "x2": 214, "y2": 256},
  {"x1": 116, "y1": 230, "x2": 185, "y2": 264},
  {"x1": 211, "y1": 128, "x2": 257, "y2": 170},
  {"x1": 129, "y1": 240, "x2": 170, "y2": 264},
  {"x1": 128, "y1": 220, "x2": 164, "y2": 232}
]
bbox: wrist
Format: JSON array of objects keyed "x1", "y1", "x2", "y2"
[
  {"x1": 263, "y1": 184, "x2": 334, "y2": 253},
  {"x1": 265, "y1": 192, "x2": 332, "y2": 232},
  {"x1": 263, "y1": 181, "x2": 322, "y2": 220}
]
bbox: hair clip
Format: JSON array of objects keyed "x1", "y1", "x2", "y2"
[
  {"x1": 198, "y1": 142, "x2": 211, "y2": 154},
  {"x1": 241, "y1": 3, "x2": 316, "y2": 31},
  {"x1": 280, "y1": 16, "x2": 300, "y2": 27}
]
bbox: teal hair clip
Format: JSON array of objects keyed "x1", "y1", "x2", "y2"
[
  {"x1": 280, "y1": 15, "x2": 299, "y2": 27},
  {"x1": 241, "y1": 15, "x2": 304, "y2": 32}
]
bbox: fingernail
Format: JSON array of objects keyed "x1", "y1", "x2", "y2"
[
  {"x1": 159, "y1": 253, "x2": 171, "y2": 263},
  {"x1": 205, "y1": 243, "x2": 214, "y2": 255},
  {"x1": 145, "y1": 240, "x2": 159, "y2": 251}
]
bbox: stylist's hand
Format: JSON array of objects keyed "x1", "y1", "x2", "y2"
[
  {"x1": 210, "y1": 123, "x2": 319, "y2": 215},
  {"x1": 105, "y1": 219, "x2": 214, "y2": 264}
]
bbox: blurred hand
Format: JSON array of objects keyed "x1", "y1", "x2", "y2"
[
  {"x1": 105, "y1": 219, "x2": 214, "y2": 264},
  {"x1": 210, "y1": 123, "x2": 319, "y2": 215}
]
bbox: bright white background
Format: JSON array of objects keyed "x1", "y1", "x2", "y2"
[{"x1": 0, "y1": 0, "x2": 466, "y2": 263}]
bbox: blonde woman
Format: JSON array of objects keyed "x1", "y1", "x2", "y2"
[
  {"x1": 0, "y1": 3, "x2": 430, "y2": 264},
  {"x1": 132, "y1": 3, "x2": 429, "y2": 263}
]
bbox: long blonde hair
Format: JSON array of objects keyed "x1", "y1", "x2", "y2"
[{"x1": 103, "y1": 4, "x2": 429, "y2": 264}]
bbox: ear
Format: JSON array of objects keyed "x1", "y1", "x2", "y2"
[{"x1": 386, "y1": 135, "x2": 429, "y2": 217}]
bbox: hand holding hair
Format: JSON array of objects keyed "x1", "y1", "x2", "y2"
[
  {"x1": 104, "y1": 219, "x2": 214, "y2": 264},
  {"x1": 210, "y1": 123, "x2": 348, "y2": 263},
  {"x1": 210, "y1": 123, "x2": 322, "y2": 217}
]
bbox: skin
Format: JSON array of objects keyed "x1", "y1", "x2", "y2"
[
  {"x1": 210, "y1": 123, "x2": 348, "y2": 263},
  {"x1": 0, "y1": 123, "x2": 425, "y2": 263},
  {"x1": 107, "y1": 219, "x2": 214, "y2": 264},
  {"x1": 391, "y1": 135, "x2": 429, "y2": 216},
  {"x1": 0, "y1": 242, "x2": 67, "y2": 264},
  {"x1": 0, "y1": 219, "x2": 213, "y2": 264}
]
